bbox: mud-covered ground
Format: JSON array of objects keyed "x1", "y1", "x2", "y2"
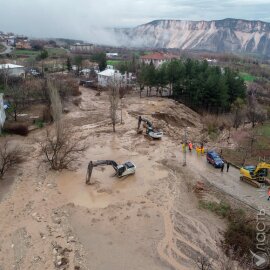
[{"x1": 0, "y1": 87, "x2": 267, "y2": 270}]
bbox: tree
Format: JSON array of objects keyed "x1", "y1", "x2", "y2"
[
  {"x1": 109, "y1": 79, "x2": 120, "y2": 132},
  {"x1": 66, "y1": 57, "x2": 72, "y2": 72},
  {"x1": 73, "y1": 55, "x2": 83, "y2": 75},
  {"x1": 91, "y1": 52, "x2": 107, "y2": 71},
  {"x1": 0, "y1": 141, "x2": 21, "y2": 179},
  {"x1": 231, "y1": 98, "x2": 245, "y2": 129},
  {"x1": 246, "y1": 83, "x2": 267, "y2": 128},
  {"x1": 39, "y1": 81, "x2": 87, "y2": 170}
]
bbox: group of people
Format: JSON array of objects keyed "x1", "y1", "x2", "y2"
[{"x1": 220, "y1": 161, "x2": 230, "y2": 173}]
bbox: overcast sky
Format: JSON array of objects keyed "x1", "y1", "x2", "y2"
[{"x1": 1, "y1": 0, "x2": 270, "y2": 41}]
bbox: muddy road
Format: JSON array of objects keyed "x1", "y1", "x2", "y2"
[{"x1": 0, "y1": 87, "x2": 264, "y2": 270}]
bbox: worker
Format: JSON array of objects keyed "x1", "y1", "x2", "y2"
[
  {"x1": 227, "y1": 162, "x2": 230, "y2": 172},
  {"x1": 221, "y1": 163, "x2": 224, "y2": 173},
  {"x1": 188, "y1": 141, "x2": 193, "y2": 152},
  {"x1": 268, "y1": 188, "x2": 270, "y2": 201}
]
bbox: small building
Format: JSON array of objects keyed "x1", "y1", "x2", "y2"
[
  {"x1": 0, "y1": 93, "x2": 6, "y2": 133},
  {"x1": 16, "y1": 40, "x2": 31, "y2": 50},
  {"x1": 70, "y1": 43, "x2": 95, "y2": 54},
  {"x1": 98, "y1": 66, "x2": 133, "y2": 87},
  {"x1": 106, "y1": 53, "x2": 118, "y2": 58},
  {"x1": 0, "y1": 64, "x2": 25, "y2": 78},
  {"x1": 140, "y1": 52, "x2": 179, "y2": 68}
]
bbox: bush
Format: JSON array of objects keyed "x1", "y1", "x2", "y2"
[{"x1": 3, "y1": 123, "x2": 29, "y2": 136}]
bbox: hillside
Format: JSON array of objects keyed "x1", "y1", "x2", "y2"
[{"x1": 114, "y1": 18, "x2": 270, "y2": 56}]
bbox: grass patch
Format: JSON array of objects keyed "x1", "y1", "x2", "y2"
[
  {"x1": 47, "y1": 47, "x2": 67, "y2": 58},
  {"x1": 199, "y1": 200, "x2": 231, "y2": 218},
  {"x1": 239, "y1": 72, "x2": 256, "y2": 82},
  {"x1": 0, "y1": 43, "x2": 5, "y2": 52},
  {"x1": 199, "y1": 200, "x2": 256, "y2": 265},
  {"x1": 12, "y1": 49, "x2": 39, "y2": 56},
  {"x1": 107, "y1": 60, "x2": 123, "y2": 66}
]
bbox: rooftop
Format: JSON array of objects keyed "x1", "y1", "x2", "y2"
[
  {"x1": 0, "y1": 64, "x2": 24, "y2": 69},
  {"x1": 98, "y1": 68, "x2": 116, "y2": 77}
]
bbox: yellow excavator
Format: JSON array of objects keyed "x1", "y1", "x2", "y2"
[{"x1": 240, "y1": 162, "x2": 270, "y2": 188}]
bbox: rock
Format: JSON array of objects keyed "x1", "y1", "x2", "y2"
[
  {"x1": 63, "y1": 108, "x2": 70, "y2": 114},
  {"x1": 127, "y1": 201, "x2": 132, "y2": 207},
  {"x1": 67, "y1": 236, "x2": 76, "y2": 243}
]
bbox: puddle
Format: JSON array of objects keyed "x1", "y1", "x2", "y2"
[{"x1": 58, "y1": 142, "x2": 168, "y2": 209}]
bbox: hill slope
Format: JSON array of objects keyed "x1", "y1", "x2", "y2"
[{"x1": 114, "y1": 18, "x2": 270, "y2": 56}]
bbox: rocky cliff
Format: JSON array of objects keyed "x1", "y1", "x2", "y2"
[{"x1": 114, "y1": 18, "x2": 270, "y2": 56}]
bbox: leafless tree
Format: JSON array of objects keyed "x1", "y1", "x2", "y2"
[
  {"x1": 38, "y1": 81, "x2": 87, "y2": 170},
  {"x1": 109, "y1": 79, "x2": 120, "y2": 132},
  {"x1": 0, "y1": 141, "x2": 21, "y2": 179},
  {"x1": 196, "y1": 255, "x2": 213, "y2": 270},
  {"x1": 231, "y1": 98, "x2": 246, "y2": 130},
  {"x1": 246, "y1": 83, "x2": 265, "y2": 128}
]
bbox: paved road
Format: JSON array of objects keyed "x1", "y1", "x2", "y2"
[
  {"x1": 0, "y1": 42, "x2": 13, "y2": 55},
  {"x1": 173, "y1": 148, "x2": 270, "y2": 216}
]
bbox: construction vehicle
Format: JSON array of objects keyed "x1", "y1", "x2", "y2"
[
  {"x1": 240, "y1": 162, "x2": 270, "y2": 188},
  {"x1": 86, "y1": 160, "x2": 136, "y2": 185},
  {"x1": 137, "y1": 116, "x2": 163, "y2": 139}
]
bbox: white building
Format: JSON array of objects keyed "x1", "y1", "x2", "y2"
[
  {"x1": 0, "y1": 93, "x2": 6, "y2": 133},
  {"x1": 0, "y1": 64, "x2": 25, "y2": 78},
  {"x1": 140, "y1": 52, "x2": 179, "y2": 68},
  {"x1": 70, "y1": 43, "x2": 95, "y2": 53},
  {"x1": 98, "y1": 66, "x2": 133, "y2": 87}
]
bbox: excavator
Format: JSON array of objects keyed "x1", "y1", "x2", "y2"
[
  {"x1": 137, "y1": 116, "x2": 163, "y2": 139},
  {"x1": 240, "y1": 162, "x2": 270, "y2": 188},
  {"x1": 86, "y1": 160, "x2": 136, "y2": 185}
]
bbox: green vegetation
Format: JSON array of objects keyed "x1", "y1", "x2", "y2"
[
  {"x1": 13, "y1": 49, "x2": 39, "y2": 56},
  {"x1": 239, "y1": 72, "x2": 256, "y2": 82},
  {"x1": 199, "y1": 200, "x2": 231, "y2": 218},
  {"x1": 107, "y1": 60, "x2": 123, "y2": 66},
  {"x1": 199, "y1": 200, "x2": 256, "y2": 265},
  {"x1": 257, "y1": 123, "x2": 270, "y2": 137},
  {"x1": 137, "y1": 59, "x2": 246, "y2": 112},
  {"x1": 47, "y1": 47, "x2": 67, "y2": 58},
  {"x1": 91, "y1": 52, "x2": 107, "y2": 71}
]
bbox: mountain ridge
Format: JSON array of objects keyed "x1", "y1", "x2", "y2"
[{"x1": 114, "y1": 18, "x2": 270, "y2": 55}]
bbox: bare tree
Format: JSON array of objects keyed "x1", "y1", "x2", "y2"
[
  {"x1": 109, "y1": 79, "x2": 120, "y2": 132},
  {"x1": 196, "y1": 255, "x2": 213, "y2": 270},
  {"x1": 231, "y1": 98, "x2": 245, "y2": 130},
  {"x1": 0, "y1": 141, "x2": 21, "y2": 179},
  {"x1": 39, "y1": 81, "x2": 87, "y2": 170},
  {"x1": 247, "y1": 83, "x2": 267, "y2": 128}
]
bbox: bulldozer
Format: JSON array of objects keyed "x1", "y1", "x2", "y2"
[
  {"x1": 86, "y1": 160, "x2": 136, "y2": 185},
  {"x1": 240, "y1": 162, "x2": 270, "y2": 188},
  {"x1": 137, "y1": 116, "x2": 163, "y2": 139}
]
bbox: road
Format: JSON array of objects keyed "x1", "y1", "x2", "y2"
[
  {"x1": 0, "y1": 42, "x2": 13, "y2": 55},
  {"x1": 172, "y1": 147, "x2": 270, "y2": 216}
]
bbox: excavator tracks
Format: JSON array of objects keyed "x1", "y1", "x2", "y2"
[{"x1": 240, "y1": 176, "x2": 261, "y2": 188}]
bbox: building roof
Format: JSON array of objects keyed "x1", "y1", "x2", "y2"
[
  {"x1": 140, "y1": 52, "x2": 178, "y2": 61},
  {"x1": 98, "y1": 68, "x2": 116, "y2": 77},
  {"x1": 0, "y1": 64, "x2": 24, "y2": 69}
]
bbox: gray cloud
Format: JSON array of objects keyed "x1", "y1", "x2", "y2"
[{"x1": 0, "y1": 0, "x2": 269, "y2": 43}]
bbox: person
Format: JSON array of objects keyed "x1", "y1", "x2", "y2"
[
  {"x1": 268, "y1": 188, "x2": 270, "y2": 201},
  {"x1": 227, "y1": 162, "x2": 230, "y2": 172},
  {"x1": 188, "y1": 141, "x2": 193, "y2": 152},
  {"x1": 221, "y1": 163, "x2": 224, "y2": 172}
]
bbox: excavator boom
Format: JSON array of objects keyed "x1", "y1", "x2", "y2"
[
  {"x1": 137, "y1": 116, "x2": 163, "y2": 139},
  {"x1": 86, "y1": 160, "x2": 118, "y2": 185}
]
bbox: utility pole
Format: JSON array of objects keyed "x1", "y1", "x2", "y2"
[
  {"x1": 120, "y1": 98, "x2": 123, "y2": 124},
  {"x1": 183, "y1": 127, "x2": 187, "y2": 166}
]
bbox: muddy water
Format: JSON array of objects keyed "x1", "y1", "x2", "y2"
[{"x1": 58, "y1": 141, "x2": 168, "y2": 209}]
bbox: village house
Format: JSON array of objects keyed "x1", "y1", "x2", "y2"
[
  {"x1": 0, "y1": 93, "x2": 6, "y2": 133},
  {"x1": 140, "y1": 52, "x2": 179, "y2": 68},
  {"x1": 98, "y1": 66, "x2": 133, "y2": 87},
  {"x1": 0, "y1": 64, "x2": 25, "y2": 78},
  {"x1": 70, "y1": 43, "x2": 95, "y2": 54}
]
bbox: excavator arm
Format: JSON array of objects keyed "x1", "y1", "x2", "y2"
[
  {"x1": 86, "y1": 160, "x2": 118, "y2": 185},
  {"x1": 137, "y1": 116, "x2": 153, "y2": 133}
]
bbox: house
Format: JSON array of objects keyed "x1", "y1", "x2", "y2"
[
  {"x1": 0, "y1": 64, "x2": 25, "y2": 78},
  {"x1": 16, "y1": 40, "x2": 31, "y2": 50},
  {"x1": 106, "y1": 53, "x2": 118, "y2": 58},
  {"x1": 0, "y1": 93, "x2": 6, "y2": 133},
  {"x1": 70, "y1": 43, "x2": 95, "y2": 54},
  {"x1": 98, "y1": 66, "x2": 133, "y2": 87},
  {"x1": 140, "y1": 52, "x2": 179, "y2": 68}
]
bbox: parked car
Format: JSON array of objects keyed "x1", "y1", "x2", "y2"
[{"x1": 206, "y1": 151, "x2": 224, "y2": 168}]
